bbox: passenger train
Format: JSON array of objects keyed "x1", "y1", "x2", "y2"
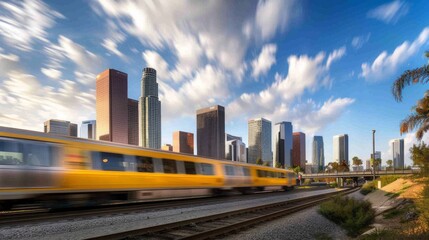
[{"x1": 0, "y1": 126, "x2": 296, "y2": 210}]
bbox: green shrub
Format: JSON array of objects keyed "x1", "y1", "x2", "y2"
[
  {"x1": 319, "y1": 196, "x2": 375, "y2": 237},
  {"x1": 329, "y1": 182, "x2": 338, "y2": 188},
  {"x1": 379, "y1": 175, "x2": 404, "y2": 187},
  {"x1": 360, "y1": 181, "x2": 376, "y2": 195}
]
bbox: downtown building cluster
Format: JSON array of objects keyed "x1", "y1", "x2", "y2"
[{"x1": 42, "y1": 67, "x2": 406, "y2": 171}]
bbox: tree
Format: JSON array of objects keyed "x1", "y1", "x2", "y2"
[
  {"x1": 392, "y1": 51, "x2": 429, "y2": 140},
  {"x1": 293, "y1": 166, "x2": 302, "y2": 174},
  {"x1": 263, "y1": 161, "x2": 270, "y2": 167},
  {"x1": 256, "y1": 158, "x2": 263, "y2": 165},
  {"x1": 338, "y1": 160, "x2": 350, "y2": 172},
  {"x1": 410, "y1": 142, "x2": 429, "y2": 175},
  {"x1": 275, "y1": 162, "x2": 283, "y2": 168},
  {"x1": 370, "y1": 158, "x2": 381, "y2": 170},
  {"x1": 386, "y1": 159, "x2": 393, "y2": 168},
  {"x1": 352, "y1": 156, "x2": 362, "y2": 167}
]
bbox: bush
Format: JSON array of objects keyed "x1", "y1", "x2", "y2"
[
  {"x1": 319, "y1": 196, "x2": 375, "y2": 236},
  {"x1": 360, "y1": 181, "x2": 376, "y2": 195},
  {"x1": 379, "y1": 175, "x2": 403, "y2": 187}
]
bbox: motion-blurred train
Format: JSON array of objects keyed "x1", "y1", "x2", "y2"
[{"x1": 0, "y1": 126, "x2": 296, "y2": 210}]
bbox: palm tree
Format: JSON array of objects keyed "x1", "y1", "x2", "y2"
[
  {"x1": 386, "y1": 159, "x2": 393, "y2": 169},
  {"x1": 392, "y1": 51, "x2": 429, "y2": 140}
]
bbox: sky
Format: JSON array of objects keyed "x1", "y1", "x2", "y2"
[{"x1": 0, "y1": 0, "x2": 429, "y2": 167}]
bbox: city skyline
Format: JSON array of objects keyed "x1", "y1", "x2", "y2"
[{"x1": 1, "y1": 1, "x2": 429, "y2": 166}]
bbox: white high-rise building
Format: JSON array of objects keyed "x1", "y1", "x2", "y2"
[
  {"x1": 333, "y1": 134, "x2": 349, "y2": 165},
  {"x1": 248, "y1": 118, "x2": 272, "y2": 165},
  {"x1": 81, "y1": 120, "x2": 96, "y2": 139},
  {"x1": 44, "y1": 119, "x2": 77, "y2": 137},
  {"x1": 273, "y1": 122, "x2": 293, "y2": 168},
  {"x1": 391, "y1": 139, "x2": 404, "y2": 169},
  {"x1": 139, "y1": 67, "x2": 161, "y2": 149},
  {"x1": 312, "y1": 136, "x2": 324, "y2": 171},
  {"x1": 225, "y1": 134, "x2": 246, "y2": 162}
]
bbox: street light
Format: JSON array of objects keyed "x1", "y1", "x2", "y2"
[{"x1": 372, "y1": 130, "x2": 376, "y2": 181}]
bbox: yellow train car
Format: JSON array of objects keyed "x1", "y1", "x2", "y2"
[{"x1": 0, "y1": 126, "x2": 296, "y2": 210}]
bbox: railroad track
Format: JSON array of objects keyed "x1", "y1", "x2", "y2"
[
  {"x1": 88, "y1": 187, "x2": 359, "y2": 240},
  {"x1": 0, "y1": 188, "x2": 322, "y2": 226}
]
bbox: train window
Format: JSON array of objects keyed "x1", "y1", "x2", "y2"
[
  {"x1": 0, "y1": 139, "x2": 23, "y2": 165},
  {"x1": 243, "y1": 167, "x2": 250, "y2": 176},
  {"x1": 136, "y1": 156, "x2": 154, "y2": 172},
  {"x1": 201, "y1": 163, "x2": 214, "y2": 175},
  {"x1": 24, "y1": 143, "x2": 52, "y2": 167},
  {"x1": 280, "y1": 172, "x2": 286, "y2": 178},
  {"x1": 184, "y1": 161, "x2": 196, "y2": 174},
  {"x1": 257, "y1": 170, "x2": 266, "y2": 178},
  {"x1": 224, "y1": 165, "x2": 235, "y2": 176},
  {"x1": 124, "y1": 155, "x2": 136, "y2": 171},
  {"x1": 163, "y1": 159, "x2": 177, "y2": 174},
  {"x1": 92, "y1": 152, "x2": 125, "y2": 171}
]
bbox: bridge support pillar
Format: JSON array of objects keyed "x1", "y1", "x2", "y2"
[{"x1": 336, "y1": 178, "x2": 344, "y2": 187}]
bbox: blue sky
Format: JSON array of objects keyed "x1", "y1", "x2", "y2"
[{"x1": 0, "y1": 0, "x2": 428, "y2": 166}]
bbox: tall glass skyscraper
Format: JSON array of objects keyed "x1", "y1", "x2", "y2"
[
  {"x1": 139, "y1": 67, "x2": 161, "y2": 149},
  {"x1": 248, "y1": 118, "x2": 272, "y2": 165},
  {"x1": 196, "y1": 105, "x2": 225, "y2": 159},
  {"x1": 391, "y1": 138, "x2": 404, "y2": 169},
  {"x1": 273, "y1": 121, "x2": 293, "y2": 168},
  {"x1": 333, "y1": 134, "x2": 349, "y2": 165},
  {"x1": 292, "y1": 132, "x2": 306, "y2": 169},
  {"x1": 81, "y1": 120, "x2": 96, "y2": 139},
  {"x1": 312, "y1": 136, "x2": 324, "y2": 171}
]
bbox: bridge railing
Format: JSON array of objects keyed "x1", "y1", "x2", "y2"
[{"x1": 302, "y1": 168, "x2": 420, "y2": 177}]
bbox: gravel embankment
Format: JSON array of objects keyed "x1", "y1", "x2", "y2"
[{"x1": 0, "y1": 188, "x2": 341, "y2": 240}]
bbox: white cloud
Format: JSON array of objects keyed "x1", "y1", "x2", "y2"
[
  {"x1": 0, "y1": 0, "x2": 64, "y2": 51},
  {"x1": 326, "y1": 46, "x2": 346, "y2": 68},
  {"x1": 142, "y1": 50, "x2": 170, "y2": 81},
  {"x1": 251, "y1": 43, "x2": 277, "y2": 78},
  {"x1": 351, "y1": 33, "x2": 371, "y2": 49},
  {"x1": 102, "y1": 39, "x2": 126, "y2": 60},
  {"x1": 361, "y1": 27, "x2": 429, "y2": 81},
  {"x1": 41, "y1": 67, "x2": 62, "y2": 79},
  {"x1": 367, "y1": 0, "x2": 409, "y2": 24},
  {"x1": 255, "y1": 0, "x2": 299, "y2": 40}
]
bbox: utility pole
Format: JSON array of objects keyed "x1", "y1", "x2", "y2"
[{"x1": 372, "y1": 130, "x2": 376, "y2": 181}]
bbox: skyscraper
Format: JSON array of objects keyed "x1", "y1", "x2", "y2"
[
  {"x1": 81, "y1": 120, "x2": 96, "y2": 139},
  {"x1": 173, "y1": 131, "x2": 194, "y2": 154},
  {"x1": 139, "y1": 67, "x2": 161, "y2": 149},
  {"x1": 248, "y1": 118, "x2": 272, "y2": 165},
  {"x1": 273, "y1": 122, "x2": 292, "y2": 168},
  {"x1": 312, "y1": 136, "x2": 325, "y2": 171},
  {"x1": 225, "y1": 134, "x2": 246, "y2": 162},
  {"x1": 161, "y1": 144, "x2": 173, "y2": 151},
  {"x1": 333, "y1": 134, "x2": 349, "y2": 165},
  {"x1": 96, "y1": 69, "x2": 128, "y2": 144},
  {"x1": 196, "y1": 105, "x2": 225, "y2": 159},
  {"x1": 391, "y1": 139, "x2": 404, "y2": 169},
  {"x1": 44, "y1": 119, "x2": 77, "y2": 137},
  {"x1": 128, "y1": 99, "x2": 138, "y2": 145},
  {"x1": 292, "y1": 132, "x2": 306, "y2": 169}
]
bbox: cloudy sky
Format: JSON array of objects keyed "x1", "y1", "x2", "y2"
[{"x1": 0, "y1": 0, "x2": 428, "y2": 166}]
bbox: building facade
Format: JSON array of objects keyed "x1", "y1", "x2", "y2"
[
  {"x1": 80, "y1": 120, "x2": 96, "y2": 139},
  {"x1": 226, "y1": 134, "x2": 246, "y2": 162},
  {"x1": 161, "y1": 144, "x2": 173, "y2": 151},
  {"x1": 173, "y1": 131, "x2": 194, "y2": 154},
  {"x1": 139, "y1": 67, "x2": 161, "y2": 149},
  {"x1": 333, "y1": 134, "x2": 349, "y2": 165},
  {"x1": 196, "y1": 105, "x2": 225, "y2": 159},
  {"x1": 391, "y1": 139, "x2": 404, "y2": 169},
  {"x1": 44, "y1": 119, "x2": 77, "y2": 137},
  {"x1": 292, "y1": 132, "x2": 306, "y2": 169},
  {"x1": 248, "y1": 118, "x2": 272, "y2": 165},
  {"x1": 273, "y1": 122, "x2": 292, "y2": 168},
  {"x1": 128, "y1": 99, "x2": 139, "y2": 145},
  {"x1": 312, "y1": 136, "x2": 325, "y2": 171},
  {"x1": 96, "y1": 69, "x2": 128, "y2": 144}
]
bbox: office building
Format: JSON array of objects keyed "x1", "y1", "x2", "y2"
[
  {"x1": 44, "y1": 119, "x2": 77, "y2": 137},
  {"x1": 292, "y1": 132, "x2": 306, "y2": 169},
  {"x1": 173, "y1": 131, "x2": 194, "y2": 154},
  {"x1": 226, "y1": 134, "x2": 246, "y2": 162},
  {"x1": 391, "y1": 139, "x2": 404, "y2": 169},
  {"x1": 161, "y1": 144, "x2": 173, "y2": 151},
  {"x1": 128, "y1": 99, "x2": 139, "y2": 145},
  {"x1": 273, "y1": 122, "x2": 292, "y2": 168},
  {"x1": 139, "y1": 67, "x2": 161, "y2": 149},
  {"x1": 312, "y1": 136, "x2": 325, "y2": 171},
  {"x1": 248, "y1": 118, "x2": 272, "y2": 165},
  {"x1": 333, "y1": 134, "x2": 349, "y2": 165},
  {"x1": 80, "y1": 120, "x2": 96, "y2": 139},
  {"x1": 196, "y1": 105, "x2": 225, "y2": 159},
  {"x1": 96, "y1": 69, "x2": 128, "y2": 144}
]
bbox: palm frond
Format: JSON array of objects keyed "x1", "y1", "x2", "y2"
[
  {"x1": 392, "y1": 65, "x2": 429, "y2": 102},
  {"x1": 399, "y1": 113, "x2": 427, "y2": 134},
  {"x1": 415, "y1": 122, "x2": 429, "y2": 140}
]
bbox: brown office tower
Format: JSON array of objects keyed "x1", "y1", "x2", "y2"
[
  {"x1": 161, "y1": 144, "x2": 173, "y2": 151},
  {"x1": 173, "y1": 131, "x2": 194, "y2": 154},
  {"x1": 292, "y1": 132, "x2": 306, "y2": 169},
  {"x1": 128, "y1": 99, "x2": 138, "y2": 145},
  {"x1": 196, "y1": 105, "x2": 225, "y2": 159},
  {"x1": 96, "y1": 69, "x2": 128, "y2": 144}
]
